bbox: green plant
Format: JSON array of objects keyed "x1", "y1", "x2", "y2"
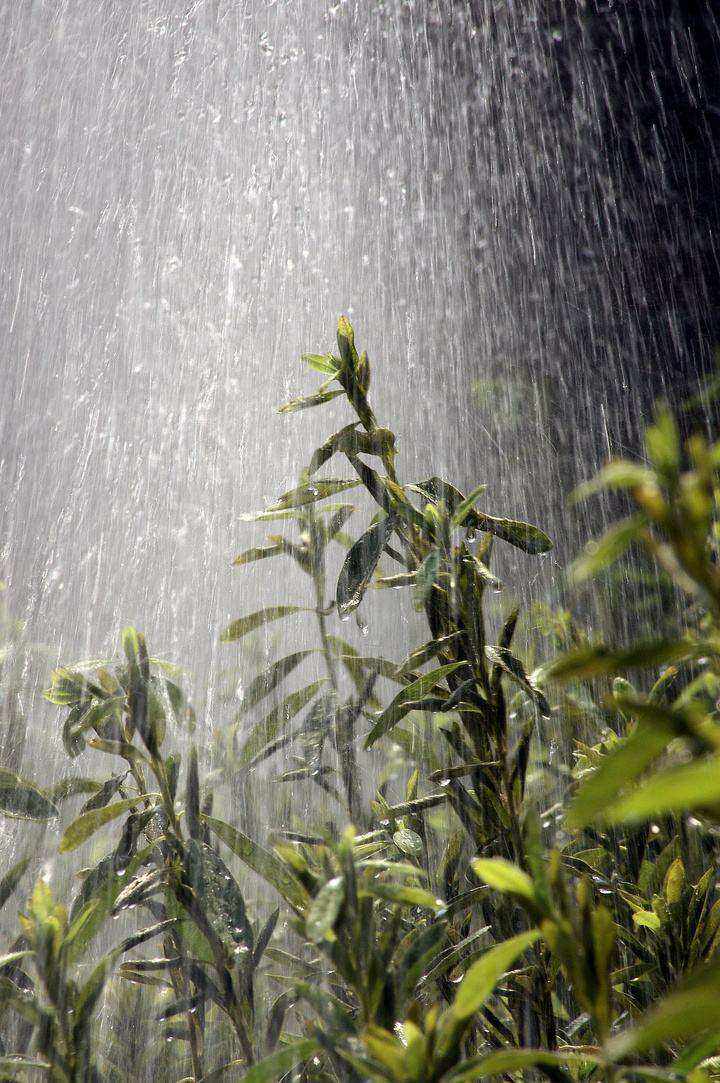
[{"x1": 4, "y1": 319, "x2": 720, "y2": 1083}]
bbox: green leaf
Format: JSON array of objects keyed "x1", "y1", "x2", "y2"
[
  {"x1": 306, "y1": 875, "x2": 345, "y2": 943},
  {"x1": 569, "y1": 515, "x2": 645, "y2": 583},
  {"x1": 393, "y1": 828, "x2": 424, "y2": 857},
  {"x1": 364, "y1": 662, "x2": 466, "y2": 748},
  {"x1": 485, "y1": 646, "x2": 551, "y2": 716},
  {"x1": 451, "y1": 484, "x2": 488, "y2": 527},
  {"x1": 0, "y1": 1056, "x2": 53, "y2": 1074},
  {"x1": 183, "y1": 838, "x2": 253, "y2": 952},
  {"x1": 278, "y1": 387, "x2": 345, "y2": 413},
  {"x1": 605, "y1": 756, "x2": 720, "y2": 825},
  {"x1": 571, "y1": 460, "x2": 655, "y2": 503},
  {"x1": 469, "y1": 513, "x2": 552, "y2": 555},
  {"x1": 302, "y1": 352, "x2": 339, "y2": 375},
  {"x1": 237, "y1": 651, "x2": 314, "y2": 712},
  {"x1": 59, "y1": 797, "x2": 147, "y2": 853},
  {"x1": 231, "y1": 542, "x2": 285, "y2": 566},
  {"x1": 413, "y1": 549, "x2": 442, "y2": 611},
  {"x1": 238, "y1": 680, "x2": 327, "y2": 767},
  {"x1": 567, "y1": 715, "x2": 676, "y2": 829},
  {"x1": 542, "y1": 639, "x2": 702, "y2": 682},
  {"x1": 645, "y1": 407, "x2": 681, "y2": 478},
  {"x1": 471, "y1": 858, "x2": 536, "y2": 903},
  {"x1": 198, "y1": 1038, "x2": 320, "y2": 1082},
  {"x1": 0, "y1": 857, "x2": 30, "y2": 912},
  {"x1": 50, "y1": 777, "x2": 103, "y2": 803},
  {"x1": 203, "y1": 815, "x2": 308, "y2": 910},
  {"x1": 0, "y1": 770, "x2": 59, "y2": 821},
  {"x1": 451, "y1": 928, "x2": 540, "y2": 1021},
  {"x1": 606, "y1": 964, "x2": 720, "y2": 1060},
  {"x1": 365, "y1": 882, "x2": 443, "y2": 911},
  {"x1": 263, "y1": 478, "x2": 360, "y2": 512},
  {"x1": 220, "y1": 606, "x2": 307, "y2": 643},
  {"x1": 336, "y1": 512, "x2": 398, "y2": 617},
  {"x1": 446, "y1": 1049, "x2": 598, "y2": 1081},
  {"x1": 633, "y1": 910, "x2": 662, "y2": 931}
]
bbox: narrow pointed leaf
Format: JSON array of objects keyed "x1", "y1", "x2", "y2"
[
  {"x1": 59, "y1": 797, "x2": 148, "y2": 853},
  {"x1": 306, "y1": 875, "x2": 345, "y2": 943},
  {"x1": 451, "y1": 928, "x2": 540, "y2": 1021},
  {"x1": 485, "y1": 646, "x2": 551, "y2": 716},
  {"x1": 337, "y1": 512, "x2": 398, "y2": 617},
  {"x1": 0, "y1": 770, "x2": 59, "y2": 821},
  {"x1": 365, "y1": 662, "x2": 466, "y2": 748},
  {"x1": 203, "y1": 814, "x2": 309, "y2": 910},
  {"x1": 220, "y1": 606, "x2": 306, "y2": 643}
]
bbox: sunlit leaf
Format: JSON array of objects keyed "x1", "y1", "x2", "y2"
[
  {"x1": 471, "y1": 858, "x2": 537, "y2": 903},
  {"x1": 59, "y1": 797, "x2": 148, "y2": 853},
  {"x1": 451, "y1": 928, "x2": 540, "y2": 1021}
]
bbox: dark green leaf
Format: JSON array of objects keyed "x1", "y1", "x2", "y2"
[
  {"x1": 203, "y1": 815, "x2": 308, "y2": 911},
  {"x1": 364, "y1": 663, "x2": 466, "y2": 748},
  {"x1": 0, "y1": 770, "x2": 59, "y2": 821},
  {"x1": 485, "y1": 646, "x2": 551, "y2": 716},
  {"x1": 336, "y1": 512, "x2": 398, "y2": 617}
]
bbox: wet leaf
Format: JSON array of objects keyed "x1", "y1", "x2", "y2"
[
  {"x1": 302, "y1": 352, "x2": 339, "y2": 375},
  {"x1": 605, "y1": 755, "x2": 720, "y2": 824},
  {"x1": 59, "y1": 797, "x2": 147, "y2": 853},
  {"x1": 0, "y1": 856, "x2": 30, "y2": 911},
  {"x1": 198, "y1": 1038, "x2": 319, "y2": 1082},
  {"x1": 485, "y1": 646, "x2": 551, "y2": 715},
  {"x1": 446, "y1": 1049, "x2": 597, "y2": 1081},
  {"x1": 183, "y1": 838, "x2": 254, "y2": 953},
  {"x1": 569, "y1": 515, "x2": 645, "y2": 583},
  {"x1": 413, "y1": 549, "x2": 442, "y2": 611},
  {"x1": 542, "y1": 639, "x2": 704, "y2": 682},
  {"x1": 451, "y1": 484, "x2": 488, "y2": 527},
  {"x1": 336, "y1": 512, "x2": 398, "y2": 617},
  {"x1": 567, "y1": 715, "x2": 676, "y2": 829},
  {"x1": 236, "y1": 650, "x2": 313, "y2": 712},
  {"x1": 364, "y1": 662, "x2": 466, "y2": 748},
  {"x1": 471, "y1": 858, "x2": 537, "y2": 903},
  {"x1": 0, "y1": 769, "x2": 59, "y2": 821},
  {"x1": 264, "y1": 478, "x2": 360, "y2": 512},
  {"x1": 469, "y1": 513, "x2": 552, "y2": 555},
  {"x1": 451, "y1": 928, "x2": 540, "y2": 1021},
  {"x1": 393, "y1": 828, "x2": 424, "y2": 857},
  {"x1": 203, "y1": 815, "x2": 308, "y2": 911},
  {"x1": 220, "y1": 606, "x2": 307, "y2": 643},
  {"x1": 237, "y1": 680, "x2": 327, "y2": 767},
  {"x1": 365, "y1": 883, "x2": 443, "y2": 911},
  {"x1": 231, "y1": 541, "x2": 285, "y2": 566},
  {"x1": 306, "y1": 875, "x2": 345, "y2": 943},
  {"x1": 278, "y1": 387, "x2": 345, "y2": 413}
]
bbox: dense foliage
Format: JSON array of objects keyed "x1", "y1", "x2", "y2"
[{"x1": 1, "y1": 318, "x2": 720, "y2": 1081}]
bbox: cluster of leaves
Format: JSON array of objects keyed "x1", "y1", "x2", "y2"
[{"x1": 1, "y1": 319, "x2": 720, "y2": 1083}]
